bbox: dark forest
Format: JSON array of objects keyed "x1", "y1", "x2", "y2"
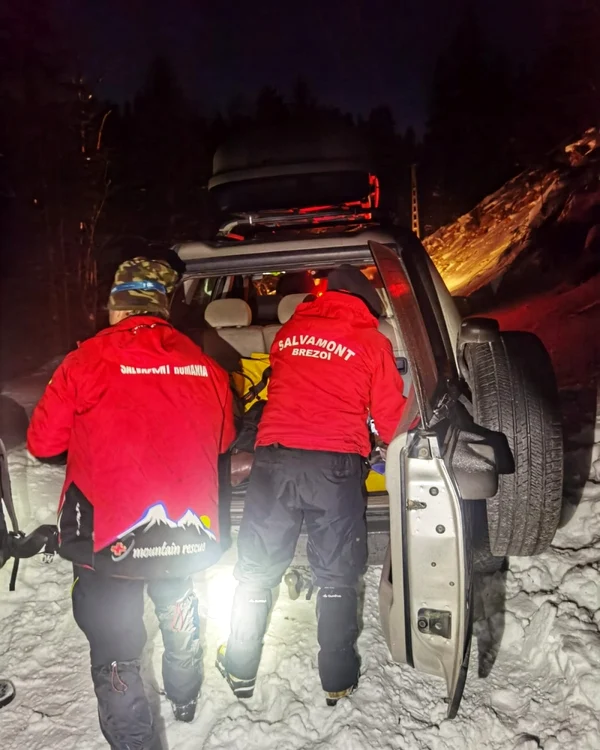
[{"x1": 1, "y1": 1, "x2": 599, "y2": 365}]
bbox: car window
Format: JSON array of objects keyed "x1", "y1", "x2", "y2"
[
  {"x1": 251, "y1": 272, "x2": 281, "y2": 296},
  {"x1": 168, "y1": 280, "x2": 189, "y2": 327},
  {"x1": 397, "y1": 233, "x2": 456, "y2": 383},
  {"x1": 369, "y1": 240, "x2": 439, "y2": 427},
  {"x1": 191, "y1": 277, "x2": 218, "y2": 307},
  {"x1": 170, "y1": 275, "x2": 226, "y2": 329}
]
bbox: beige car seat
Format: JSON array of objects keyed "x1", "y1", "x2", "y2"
[{"x1": 263, "y1": 293, "x2": 313, "y2": 351}]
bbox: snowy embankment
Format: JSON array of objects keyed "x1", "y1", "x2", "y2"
[
  {"x1": 0, "y1": 376, "x2": 599, "y2": 749},
  {"x1": 425, "y1": 128, "x2": 600, "y2": 300}
]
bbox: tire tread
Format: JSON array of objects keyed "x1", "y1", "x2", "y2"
[{"x1": 466, "y1": 332, "x2": 563, "y2": 556}]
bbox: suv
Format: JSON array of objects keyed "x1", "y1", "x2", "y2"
[{"x1": 171, "y1": 128, "x2": 563, "y2": 717}]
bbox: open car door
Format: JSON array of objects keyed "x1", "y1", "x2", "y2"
[{"x1": 371, "y1": 239, "x2": 476, "y2": 718}]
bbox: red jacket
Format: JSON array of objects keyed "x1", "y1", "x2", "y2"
[
  {"x1": 27, "y1": 316, "x2": 236, "y2": 577},
  {"x1": 257, "y1": 292, "x2": 406, "y2": 456}
]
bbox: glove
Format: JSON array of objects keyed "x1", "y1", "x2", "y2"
[{"x1": 367, "y1": 446, "x2": 387, "y2": 475}]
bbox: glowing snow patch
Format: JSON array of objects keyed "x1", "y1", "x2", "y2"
[{"x1": 204, "y1": 567, "x2": 238, "y2": 638}]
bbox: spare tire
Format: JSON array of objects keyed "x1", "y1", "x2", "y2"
[{"x1": 465, "y1": 331, "x2": 563, "y2": 556}]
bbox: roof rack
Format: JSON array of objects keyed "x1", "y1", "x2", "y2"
[{"x1": 217, "y1": 205, "x2": 375, "y2": 238}]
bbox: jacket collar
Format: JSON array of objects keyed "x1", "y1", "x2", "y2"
[
  {"x1": 96, "y1": 315, "x2": 172, "y2": 338},
  {"x1": 294, "y1": 291, "x2": 379, "y2": 328}
]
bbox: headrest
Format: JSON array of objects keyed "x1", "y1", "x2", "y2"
[
  {"x1": 205, "y1": 299, "x2": 252, "y2": 328},
  {"x1": 277, "y1": 293, "x2": 313, "y2": 324}
]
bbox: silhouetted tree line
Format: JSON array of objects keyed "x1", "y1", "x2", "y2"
[{"x1": 1, "y1": 0, "x2": 599, "y2": 355}]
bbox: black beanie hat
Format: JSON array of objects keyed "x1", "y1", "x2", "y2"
[{"x1": 328, "y1": 264, "x2": 382, "y2": 318}]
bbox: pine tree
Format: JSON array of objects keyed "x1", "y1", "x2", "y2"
[
  {"x1": 364, "y1": 105, "x2": 401, "y2": 213},
  {"x1": 423, "y1": 4, "x2": 517, "y2": 228},
  {"x1": 255, "y1": 86, "x2": 288, "y2": 126},
  {"x1": 0, "y1": 0, "x2": 112, "y2": 343},
  {"x1": 520, "y1": 0, "x2": 600, "y2": 160},
  {"x1": 130, "y1": 56, "x2": 195, "y2": 239},
  {"x1": 291, "y1": 78, "x2": 317, "y2": 118}
]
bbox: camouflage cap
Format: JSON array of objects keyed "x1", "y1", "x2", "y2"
[{"x1": 108, "y1": 257, "x2": 178, "y2": 316}]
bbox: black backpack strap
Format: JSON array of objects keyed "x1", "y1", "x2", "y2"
[
  {"x1": 240, "y1": 366, "x2": 272, "y2": 407},
  {"x1": 232, "y1": 400, "x2": 267, "y2": 454},
  {"x1": 0, "y1": 439, "x2": 20, "y2": 533},
  {"x1": 9, "y1": 558, "x2": 19, "y2": 592},
  {"x1": 1, "y1": 438, "x2": 22, "y2": 591},
  {"x1": 0, "y1": 440, "x2": 58, "y2": 590}
]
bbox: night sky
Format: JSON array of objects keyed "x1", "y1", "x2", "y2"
[{"x1": 57, "y1": 0, "x2": 561, "y2": 132}]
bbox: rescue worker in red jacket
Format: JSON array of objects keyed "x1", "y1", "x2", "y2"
[
  {"x1": 27, "y1": 258, "x2": 235, "y2": 750},
  {"x1": 217, "y1": 264, "x2": 406, "y2": 705}
]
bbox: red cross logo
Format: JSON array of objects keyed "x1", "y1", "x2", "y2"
[{"x1": 111, "y1": 541, "x2": 128, "y2": 558}]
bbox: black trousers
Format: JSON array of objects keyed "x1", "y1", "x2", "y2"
[
  {"x1": 72, "y1": 567, "x2": 201, "y2": 749},
  {"x1": 226, "y1": 445, "x2": 368, "y2": 693}
]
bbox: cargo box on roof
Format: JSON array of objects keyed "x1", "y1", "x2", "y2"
[{"x1": 208, "y1": 123, "x2": 377, "y2": 214}]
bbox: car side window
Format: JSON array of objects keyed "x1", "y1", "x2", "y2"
[
  {"x1": 171, "y1": 276, "x2": 224, "y2": 330},
  {"x1": 219, "y1": 275, "x2": 242, "y2": 301},
  {"x1": 183, "y1": 277, "x2": 220, "y2": 307},
  {"x1": 370, "y1": 240, "x2": 439, "y2": 427}
]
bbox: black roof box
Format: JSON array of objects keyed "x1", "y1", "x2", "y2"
[{"x1": 208, "y1": 124, "x2": 375, "y2": 215}]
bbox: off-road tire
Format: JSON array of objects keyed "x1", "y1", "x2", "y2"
[{"x1": 466, "y1": 331, "x2": 563, "y2": 556}]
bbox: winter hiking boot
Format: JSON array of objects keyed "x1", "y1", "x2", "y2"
[
  {"x1": 284, "y1": 569, "x2": 303, "y2": 601},
  {"x1": 171, "y1": 699, "x2": 197, "y2": 723},
  {"x1": 0, "y1": 679, "x2": 16, "y2": 709},
  {"x1": 325, "y1": 682, "x2": 358, "y2": 707},
  {"x1": 216, "y1": 645, "x2": 255, "y2": 699}
]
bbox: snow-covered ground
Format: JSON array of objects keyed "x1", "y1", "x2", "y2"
[{"x1": 0, "y1": 371, "x2": 599, "y2": 749}]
